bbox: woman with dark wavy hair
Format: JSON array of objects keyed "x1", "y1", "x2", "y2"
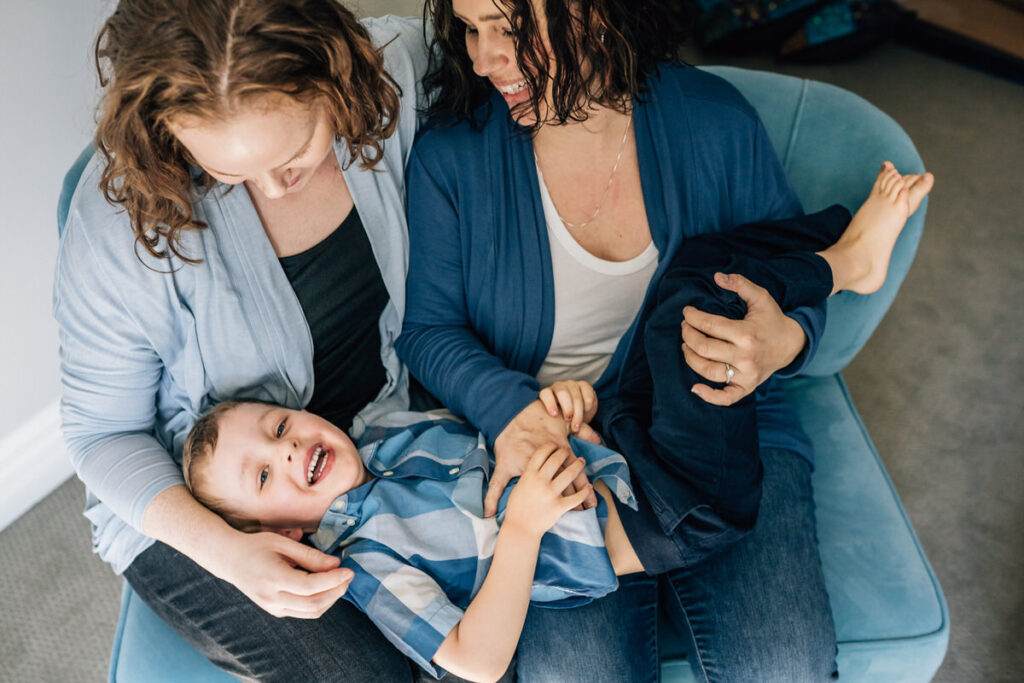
[
  {"x1": 399, "y1": 0, "x2": 839, "y2": 679},
  {"x1": 55, "y1": 0, "x2": 430, "y2": 678}
]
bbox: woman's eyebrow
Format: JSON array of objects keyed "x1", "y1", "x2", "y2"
[
  {"x1": 454, "y1": 11, "x2": 506, "y2": 23},
  {"x1": 206, "y1": 132, "x2": 316, "y2": 178}
]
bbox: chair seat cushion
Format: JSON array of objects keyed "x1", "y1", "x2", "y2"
[{"x1": 109, "y1": 586, "x2": 234, "y2": 683}]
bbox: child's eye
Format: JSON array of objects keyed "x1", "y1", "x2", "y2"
[
  {"x1": 276, "y1": 419, "x2": 286, "y2": 438},
  {"x1": 259, "y1": 465, "x2": 269, "y2": 489}
]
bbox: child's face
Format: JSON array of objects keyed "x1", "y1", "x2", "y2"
[{"x1": 204, "y1": 404, "x2": 368, "y2": 532}]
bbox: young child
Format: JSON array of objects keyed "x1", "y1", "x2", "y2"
[
  {"x1": 183, "y1": 162, "x2": 932, "y2": 681},
  {"x1": 182, "y1": 404, "x2": 642, "y2": 681}
]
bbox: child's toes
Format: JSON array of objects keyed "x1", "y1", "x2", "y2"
[
  {"x1": 905, "y1": 172, "x2": 934, "y2": 214},
  {"x1": 891, "y1": 176, "x2": 907, "y2": 198},
  {"x1": 873, "y1": 167, "x2": 889, "y2": 191},
  {"x1": 882, "y1": 170, "x2": 903, "y2": 196}
]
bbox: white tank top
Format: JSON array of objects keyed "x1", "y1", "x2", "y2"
[{"x1": 534, "y1": 164, "x2": 659, "y2": 387}]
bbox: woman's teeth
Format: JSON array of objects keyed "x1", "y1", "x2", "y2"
[
  {"x1": 307, "y1": 446, "x2": 328, "y2": 484},
  {"x1": 497, "y1": 80, "x2": 527, "y2": 95}
]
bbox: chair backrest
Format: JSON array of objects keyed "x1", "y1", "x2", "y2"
[
  {"x1": 57, "y1": 144, "x2": 95, "y2": 237},
  {"x1": 705, "y1": 66, "x2": 927, "y2": 376}
]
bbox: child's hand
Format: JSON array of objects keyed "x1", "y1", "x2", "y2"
[
  {"x1": 504, "y1": 444, "x2": 592, "y2": 538},
  {"x1": 538, "y1": 380, "x2": 598, "y2": 433}
]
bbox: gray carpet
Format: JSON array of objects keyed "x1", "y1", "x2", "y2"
[{"x1": 1, "y1": 38, "x2": 1021, "y2": 683}]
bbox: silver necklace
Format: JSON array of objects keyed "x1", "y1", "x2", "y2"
[{"x1": 536, "y1": 111, "x2": 633, "y2": 230}]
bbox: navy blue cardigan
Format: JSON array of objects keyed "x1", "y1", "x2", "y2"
[{"x1": 398, "y1": 63, "x2": 821, "y2": 461}]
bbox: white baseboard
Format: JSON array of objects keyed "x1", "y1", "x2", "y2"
[{"x1": 0, "y1": 399, "x2": 75, "y2": 533}]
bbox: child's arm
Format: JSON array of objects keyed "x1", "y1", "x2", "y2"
[{"x1": 432, "y1": 444, "x2": 591, "y2": 682}]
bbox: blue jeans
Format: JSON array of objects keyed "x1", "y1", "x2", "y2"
[
  {"x1": 125, "y1": 543, "x2": 417, "y2": 682},
  {"x1": 628, "y1": 448, "x2": 838, "y2": 682},
  {"x1": 126, "y1": 542, "x2": 650, "y2": 682},
  {"x1": 514, "y1": 572, "x2": 655, "y2": 682}
]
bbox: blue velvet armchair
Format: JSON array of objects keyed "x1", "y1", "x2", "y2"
[{"x1": 58, "y1": 66, "x2": 948, "y2": 682}]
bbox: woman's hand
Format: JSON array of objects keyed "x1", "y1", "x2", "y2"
[
  {"x1": 142, "y1": 485, "x2": 351, "y2": 619},
  {"x1": 211, "y1": 530, "x2": 354, "y2": 619},
  {"x1": 487, "y1": 399, "x2": 600, "y2": 517},
  {"x1": 681, "y1": 272, "x2": 806, "y2": 406},
  {"x1": 538, "y1": 380, "x2": 598, "y2": 433},
  {"x1": 504, "y1": 444, "x2": 592, "y2": 537}
]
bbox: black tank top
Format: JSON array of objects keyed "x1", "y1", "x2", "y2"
[{"x1": 279, "y1": 208, "x2": 388, "y2": 432}]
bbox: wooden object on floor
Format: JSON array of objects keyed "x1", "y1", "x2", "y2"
[{"x1": 899, "y1": 0, "x2": 1024, "y2": 60}]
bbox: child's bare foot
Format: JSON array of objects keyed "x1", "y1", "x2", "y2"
[{"x1": 821, "y1": 161, "x2": 934, "y2": 295}]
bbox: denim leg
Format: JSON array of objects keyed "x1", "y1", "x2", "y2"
[
  {"x1": 663, "y1": 449, "x2": 838, "y2": 683},
  {"x1": 515, "y1": 572, "x2": 660, "y2": 682},
  {"x1": 124, "y1": 542, "x2": 415, "y2": 682}
]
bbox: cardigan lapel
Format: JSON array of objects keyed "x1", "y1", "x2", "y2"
[{"x1": 203, "y1": 178, "x2": 314, "y2": 410}]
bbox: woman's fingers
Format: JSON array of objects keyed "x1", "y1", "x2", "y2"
[
  {"x1": 281, "y1": 538, "x2": 343, "y2": 575},
  {"x1": 690, "y1": 381, "x2": 748, "y2": 407},
  {"x1": 269, "y1": 582, "x2": 350, "y2": 619},
  {"x1": 682, "y1": 306, "x2": 743, "y2": 349},
  {"x1": 679, "y1": 319, "x2": 737, "y2": 370},
  {"x1": 712, "y1": 272, "x2": 773, "y2": 310},
  {"x1": 682, "y1": 337, "x2": 734, "y2": 383},
  {"x1": 484, "y1": 463, "x2": 516, "y2": 518}
]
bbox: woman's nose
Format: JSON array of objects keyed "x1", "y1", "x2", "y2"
[
  {"x1": 472, "y1": 34, "x2": 510, "y2": 77},
  {"x1": 254, "y1": 172, "x2": 288, "y2": 200}
]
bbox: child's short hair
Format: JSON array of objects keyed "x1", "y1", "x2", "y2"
[{"x1": 182, "y1": 400, "x2": 260, "y2": 531}]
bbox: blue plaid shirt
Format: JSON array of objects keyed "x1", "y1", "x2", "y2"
[{"x1": 309, "y1": 419, "x2": 636, "y2": 677}]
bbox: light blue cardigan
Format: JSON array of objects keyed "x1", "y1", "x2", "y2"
[{"x1": 53, "y1": 16, "x2": 430, "y2": 574}]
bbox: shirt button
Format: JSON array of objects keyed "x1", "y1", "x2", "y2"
[
  {"x1": 346, "y1": 519, "x2": 356, "y2": 527},
  {"x1": 449, "y1": 467, "x2": 459, "y2": 475},
  {"x1": 382, "y1": 470, "x2": 394, "y2": 477},
  {"x1": 332, "y1": 500, "x2": 347, "y2": 511}
]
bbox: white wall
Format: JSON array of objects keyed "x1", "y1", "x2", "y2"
[{"x1": 0, "y1": 0, "x2": 114, "y2": 529}]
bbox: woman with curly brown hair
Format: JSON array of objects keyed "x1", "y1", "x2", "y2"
[
  {"x1": 399, "y1": 0, "x2": 840, "y2": 679},
  {"x1": 55, "y1": 0, "x2": 431, "y2": 679}
]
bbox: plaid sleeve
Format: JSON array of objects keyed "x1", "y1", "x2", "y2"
[
  {"x1": 341, "y1": 542, "x2": 464, "y2": 678},
  {"x1": 570, "y1": 437, "x2": 637, "y2": 511}
]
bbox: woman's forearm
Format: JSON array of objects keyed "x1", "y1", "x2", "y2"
[
  {"x1": 433, "y1": 523, "x2": 541, "y2": 682},
  {"x1": 141, "y1": 484, "x2": 239, "y2": 577}
]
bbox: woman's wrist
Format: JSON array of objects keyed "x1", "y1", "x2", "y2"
[{"x1": 141, "y1": 485, "x2": 239, "y2": 575}]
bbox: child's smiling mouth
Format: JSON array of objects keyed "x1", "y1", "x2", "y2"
[{"x1": 306, "y1": 444, "x2": 332, "y2": 485}]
